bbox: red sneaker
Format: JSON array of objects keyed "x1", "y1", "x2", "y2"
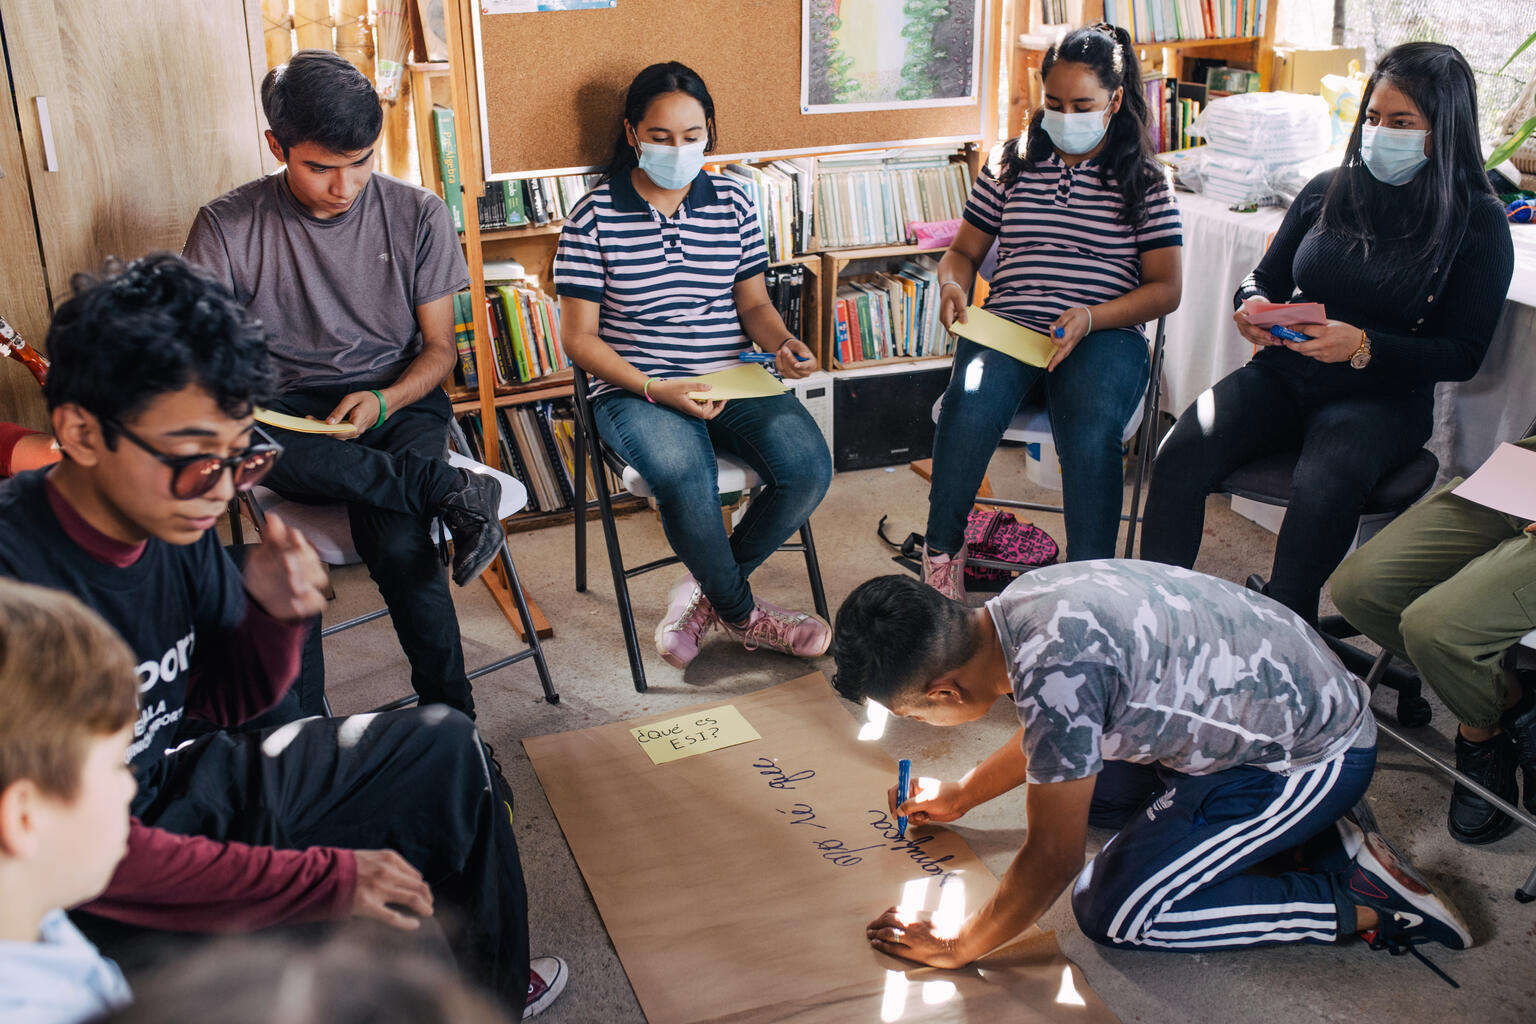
[{"x1": 524, "y1": 955, "x2": 568, "y2": 1018}]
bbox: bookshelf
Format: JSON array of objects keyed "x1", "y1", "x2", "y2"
[{"x1": 1010, "y1": 0, "x2": 1280, "y2": 143}]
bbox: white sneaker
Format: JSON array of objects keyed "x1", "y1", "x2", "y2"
[{"x1": 524, "y1": 955, "x2": 569, "y2": 1018}]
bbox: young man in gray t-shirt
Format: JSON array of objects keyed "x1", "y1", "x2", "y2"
[
  {"x1": 183, "y1": 51, "x2": 504, "y2": 720},
  {"x1": 832, "y1": 562, "x2": 1470, "y2": 970}
]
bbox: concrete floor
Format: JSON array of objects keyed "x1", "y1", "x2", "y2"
[{"x1": 321, "y1": 444, "x2": 1535, "y2": 1024}]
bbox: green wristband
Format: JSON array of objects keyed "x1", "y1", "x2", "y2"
[{"x1": 370, "y1": 389, "x2": 387, "y2": 430}]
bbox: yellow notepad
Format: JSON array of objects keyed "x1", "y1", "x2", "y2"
[
  {"x1": 629, "y1": 705, "x2": 761, "y2": 765},
  {"x1": 254, "y1": 408, "x2": 358, "y2": 434},
  {"x1": 682, "y1": 363, "x2": 789, "y2": 401},
  {"x1": 948, "y1": 306, "x2": 1058, "y2": 368}
]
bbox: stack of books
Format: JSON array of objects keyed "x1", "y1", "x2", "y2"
[
  {"x1": 831, "y1": 255, "x2": 949, "y2": 366},
  {"x1": 450, "y1": 283, "x2": 570, "y2": 390},
  {"x1": 457, "y1": 401, "x2": 624, "y2": 516},
  {"x1": 764, "y1": 264, "x2": 807, "y2": 337},
  {"x1": 718, "y1": 159, "x2": 815, "y2": 262},
  {"x1": 1104, "y1": 0, "x2": 1267, "y2": 43},
  {"x1": 814, "y1": 151, "x2": 970, "y2": 250}
]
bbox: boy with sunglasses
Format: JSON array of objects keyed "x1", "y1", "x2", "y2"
[{"x1": 0, "y1": 255, "x2": 568, "y2": 1019}]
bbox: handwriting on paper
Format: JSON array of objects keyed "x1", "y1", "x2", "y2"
[
  {"x1": 753, "y1": 755, "x2": 959, "y2": 877},
  {"x1": 631, "y1": 705, "x2": 761, "y2": 765}
]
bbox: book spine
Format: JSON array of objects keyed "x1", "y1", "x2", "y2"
[
  {"x1": 431, "y1": 107, "x2": 465, "y2": 233},
  {"x1": 535, "y1": 402, "x2": 576, "y2": 508},
  {"x1": 453, "y1": 291, "x2": 478, "y2": 388},
  {"x1": 494, "y1": 408, "x2": 539, "y2": 512}
]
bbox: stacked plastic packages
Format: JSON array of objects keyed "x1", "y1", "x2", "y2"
[{"x1": 1180, "y1": 92, "x2": 1334, "y2": 207}]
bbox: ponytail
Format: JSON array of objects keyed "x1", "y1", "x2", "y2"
[{"x1": 997, "y1": 23, "x2": 1162, "y2": 227}]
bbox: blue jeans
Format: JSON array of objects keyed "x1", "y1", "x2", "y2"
[
  {"x1": 593, "y1": 391, "x2": 832, "y2": 624},
  {"x1": 925, "y1": 331, "x2": 1149, "y2": 561}
]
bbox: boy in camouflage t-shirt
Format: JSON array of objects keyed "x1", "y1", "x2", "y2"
[{"x1": 832, "y1": 562, "x2": 1470, "y2": 969}]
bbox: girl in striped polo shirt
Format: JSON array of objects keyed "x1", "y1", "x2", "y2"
[
  {"x1": 555, "y1": 62, "x2": 833, "y2": 670},
  {"x1": 922, "y1": 24, "x2": 1182, "y2": 601}
]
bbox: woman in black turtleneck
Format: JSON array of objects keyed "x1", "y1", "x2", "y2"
[{"x1": 1140, "y1": 42, "x2": 1514, "y2": 623}]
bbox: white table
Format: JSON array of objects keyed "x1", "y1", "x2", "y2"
[{"x1": 1163, "y1": 190, "x2": 1536, "y2": 481}]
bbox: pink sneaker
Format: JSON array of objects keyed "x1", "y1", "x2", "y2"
[
  {"x1": 723, "y1": 596, "x2": 831, "y2": 658},
  {"x1": 655, "y1": 574, "x2": 717, "y2": 668},
  {"x1": 922, "y1": 542, "x2": 967, "y2": 602}
]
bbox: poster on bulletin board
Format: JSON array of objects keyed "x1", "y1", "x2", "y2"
[{"x1": 801, "y1": 0, "x2": 983, "y2": 114}]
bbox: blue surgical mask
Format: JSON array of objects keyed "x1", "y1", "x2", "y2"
[
  {"x1": 1360, "y1": 124, "x2": 1430, "y2": 186},
  {"x1": 636, "y1": 139, "x2": 707, "y2": 191},
  {"x1": 1041, "y1": 108, "x2": 1110, "y2": 156}
]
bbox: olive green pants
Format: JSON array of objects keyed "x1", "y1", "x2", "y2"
[{"x1": 1331, "y1": 438, "x2": 1536, "y2": 729}]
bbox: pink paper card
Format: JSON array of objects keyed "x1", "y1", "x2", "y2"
[
  {"x1": 1452, "y1": 443, "x2": 1536, "y2": 521},
  {"x1": 1241, "y1": 301, "x2": 1328, "y2": 327}
]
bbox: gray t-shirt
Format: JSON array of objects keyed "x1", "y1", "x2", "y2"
[
  {"x1": 986, "y1": 560, "x2": 1375, "y2": 785},
  {"x1": 183, "y1": 171, "x2": 470, "y2": 392}
]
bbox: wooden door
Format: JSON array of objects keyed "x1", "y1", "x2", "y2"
[
  {"x1": 2, "y1": 0, "x2": 267, "y2": 323},
  {"x1": 0, "y1": 40, "x2": 52, "y2": 429}
]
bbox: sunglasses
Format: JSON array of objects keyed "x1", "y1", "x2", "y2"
[{"x1": 105, "y1": 418, "x2": 283, "y2": 499}]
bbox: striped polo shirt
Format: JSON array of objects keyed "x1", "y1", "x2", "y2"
[
  {"x1": 554, "y1": 170, "x2": 769, "y2": 399},
  {"x1": 965, "y1": 152, "x2": 1182, "y2": 336}
]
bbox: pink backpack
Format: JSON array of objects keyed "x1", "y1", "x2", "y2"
[{"x1": 879, "y1": 510, "x2": 1059, "y2": 589}]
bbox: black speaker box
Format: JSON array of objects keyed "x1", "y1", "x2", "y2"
[{"x1": 832, "y1": 365, "x2": 952, "y2": 472}]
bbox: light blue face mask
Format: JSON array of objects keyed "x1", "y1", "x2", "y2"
[
  {"x1": 1041, "y1": 107, "x2": 1110, "y2": 156},
  {"x1": 1360, "y1": 124, "x2": 1430, "y2": 186},
  {"x1": 636, "y1": 139, "x2": 708, "y2": 191}
]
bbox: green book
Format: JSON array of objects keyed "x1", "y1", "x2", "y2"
[
  {"x1": 431, "y1": 106, "x2": 465, "y2": 232},
  {"x1": 854, "y1": 288, "x2": 874, "y2": 361},
  {"x1": 503, "y1": 181, "x2": 528, "y2": 226},
  {"x1": 452, "y1": 290, "x2": 478, "y2": 388},
  {"x1": 498, "y1": 286, "x2": 531, "y2": 382}
]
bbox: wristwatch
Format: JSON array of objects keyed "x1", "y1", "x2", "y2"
[{"x1": 1349, "y1": 329, "x2": 1372, "y2": 370}]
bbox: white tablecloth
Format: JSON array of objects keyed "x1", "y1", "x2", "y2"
[{"x1": 1162, "y1": 190, "x2": 1536, "y2": 481}]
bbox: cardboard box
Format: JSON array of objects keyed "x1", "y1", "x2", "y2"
[{"x1": 1272, "y1": 46, "x2": 1366, "y2": 95}]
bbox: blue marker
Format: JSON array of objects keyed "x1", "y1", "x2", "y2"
[
  {"x1": 738, "y1": 351, "x2": 777, "y2": 364},
  {"x1": 896, "y1": 758, "x2": 912, "y2": 838},
  {"x1": 1269, "y1": 325, "x2": 1309, "y2": 343},
  {"x1": 1052, "y1": 326, "x2": 1065, "y2": 339}
]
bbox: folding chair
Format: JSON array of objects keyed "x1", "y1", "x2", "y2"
[
  {"x1": 1360, "y1": 632, "x2": 1536, "y2": 903},
  {"x1": 1219, "y1": 447, "x2": 1440, "y2": 726},
  {"x1": 929, "y1": 316, "x2": 1168, "y2": 570},
  {"x1": 569, "y1": 371, "x2": 829, "y2": 693},
  {"x1": 235, "y1": 418, "x2": 557, "y2": 712}
]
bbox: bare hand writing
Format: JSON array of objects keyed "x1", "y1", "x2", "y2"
[{"x1": 887, "y1": 776, "x2": 970, "y2": 826}]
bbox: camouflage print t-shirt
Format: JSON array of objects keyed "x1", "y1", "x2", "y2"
[{"x1": 986, "y1": 560, "x2": 1376, "y2": 785}]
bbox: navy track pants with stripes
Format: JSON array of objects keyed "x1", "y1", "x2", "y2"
[{"x1": 1071, "y1": 743, "x2": 1376, "y2": 950}]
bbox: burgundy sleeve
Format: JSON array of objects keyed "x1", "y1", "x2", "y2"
[
  {"x1": 183, "y1": 598, "x2": 307, "y2": 727},
  {"x1": 84, "y1": 819, "x2": 356, "y2": 931},
  {"x1": 0, "y1": 423, "x2": 41, "y2": 478}
]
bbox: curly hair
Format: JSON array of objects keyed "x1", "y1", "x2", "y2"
[{"x1": 44, "y1": 253, "x2": 275, "y2": 445}]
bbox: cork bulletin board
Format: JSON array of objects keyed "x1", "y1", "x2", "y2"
[{"x1": 470, "y1": 0, "x2": 996, "y2": 179}]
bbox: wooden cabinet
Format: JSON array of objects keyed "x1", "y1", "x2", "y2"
[{"x1": 0, "y1": 0, "x2": 269, "y2": 429}]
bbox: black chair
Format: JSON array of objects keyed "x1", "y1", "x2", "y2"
[
  {"x1": 1220, "y1": 447, "x2": 1440, "y2": 726},
  {"x1": 235, "y1": 417, "x2": 557, "y2": 713},
  {"x1": 570, "y1": 370, "x2": 830, "y2": 693}
]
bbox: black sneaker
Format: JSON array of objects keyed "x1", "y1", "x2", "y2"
[
  {"x1": 1448, "y1": 732, "x2": 1518, "y2": 844},
  {"x1": 439, "y1": 469, "x2": 505, "y2": 587},
  {"x1": 1503, "y1": 683, "x2": 1536, "y2": 815},
  {"x1": 1342, "y1": 818, "x2": 1472, "y2": 953}
]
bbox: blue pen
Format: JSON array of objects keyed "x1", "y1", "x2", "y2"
[
  {"x1": 1052, "y1": 326, "x2": 1065, "y2": 339},
  {"x1": 1269, "y1": 325, "x2": 1309, "y2": 343},
  {"x1": 896, "y1": 758, "x2": 912, "y2": 839},
  {"x1": 738, "y1": 352, "x2": 777, "y2": 364}
]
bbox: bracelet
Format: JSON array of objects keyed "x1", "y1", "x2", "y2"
[
  {"x1": 643, "y1": 378, "x2": 657, "y2": 403},
  {"x1": 1082, "y1": 307, "x2": 1093, "y2": 335},
  {"x1": 369, "y1": 389, "x2": 387, "y2": 430},
  {"x1": 940, "y1": 281, "x2": 967, "y2": 297}
]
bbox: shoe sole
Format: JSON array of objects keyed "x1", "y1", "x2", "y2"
[
  {"x1": 653, "y1": 617, "x2": 697, "y2": 670},
  {"x1": 451, "y1": 528, "x2": 503, "y2": 587},
  {"x1": 1353, "y1": 831, "x2": 1472, "y2": 950}
]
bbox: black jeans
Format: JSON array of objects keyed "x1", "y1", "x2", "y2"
[
  {"x1": 85, "y1": 708, "x2": 531, "y2": 1013},
  {"x1": 1140, "y1": 354, "x2": 1431, "y2": 622},
  {"x1": 261, "y1": 386, "x2": 472, "y2": 714}
]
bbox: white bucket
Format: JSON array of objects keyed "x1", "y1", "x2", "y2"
[{"x1": 1024, "y1": 441, "x2": 1062, "y2": 490}]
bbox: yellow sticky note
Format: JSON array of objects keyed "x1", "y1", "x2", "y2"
[
  {"x1": 630, "y1": 705, "x2": 761, "y2": 765},
  {"x1": 254, "y1": 408, "x2": 357, "y2": 434},
  {"x1": 948, "y1": 306, "x2": 1058, "y2": 368},
  {"x1": 681, "y1": 363, "x2": 789, "y2": 401}
]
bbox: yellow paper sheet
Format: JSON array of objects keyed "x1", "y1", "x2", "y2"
[
  {"x1": 681, "y1": 362, "x2": 789, "y2": 400},
  {"x1": 948, "y1": 306, "x2": 1058, "y2": 368},
  {"x1": 254, "y1": 408, "x2": 357, "y2": 435},
  {"x1": 629, "y1": 704, "x2": 762, "y2": 765}
]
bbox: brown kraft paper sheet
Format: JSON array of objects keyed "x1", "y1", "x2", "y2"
[{"x1": 523, "y1": 673, "x2": 1119, "y2": 1023}]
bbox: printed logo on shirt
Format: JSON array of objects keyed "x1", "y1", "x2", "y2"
[
  {"x1": 136, "y1": 628, "x2": 195, "y2": 693},
  {"x1": 126, "y1": 628, "x2": 194, "y2": 763},
  {"x1": 1146, "y1": 787, "x2": 1177, "y2": 822},
  {"x1": 377, "y1": 252, "x2": 390, "y2": 262}
]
